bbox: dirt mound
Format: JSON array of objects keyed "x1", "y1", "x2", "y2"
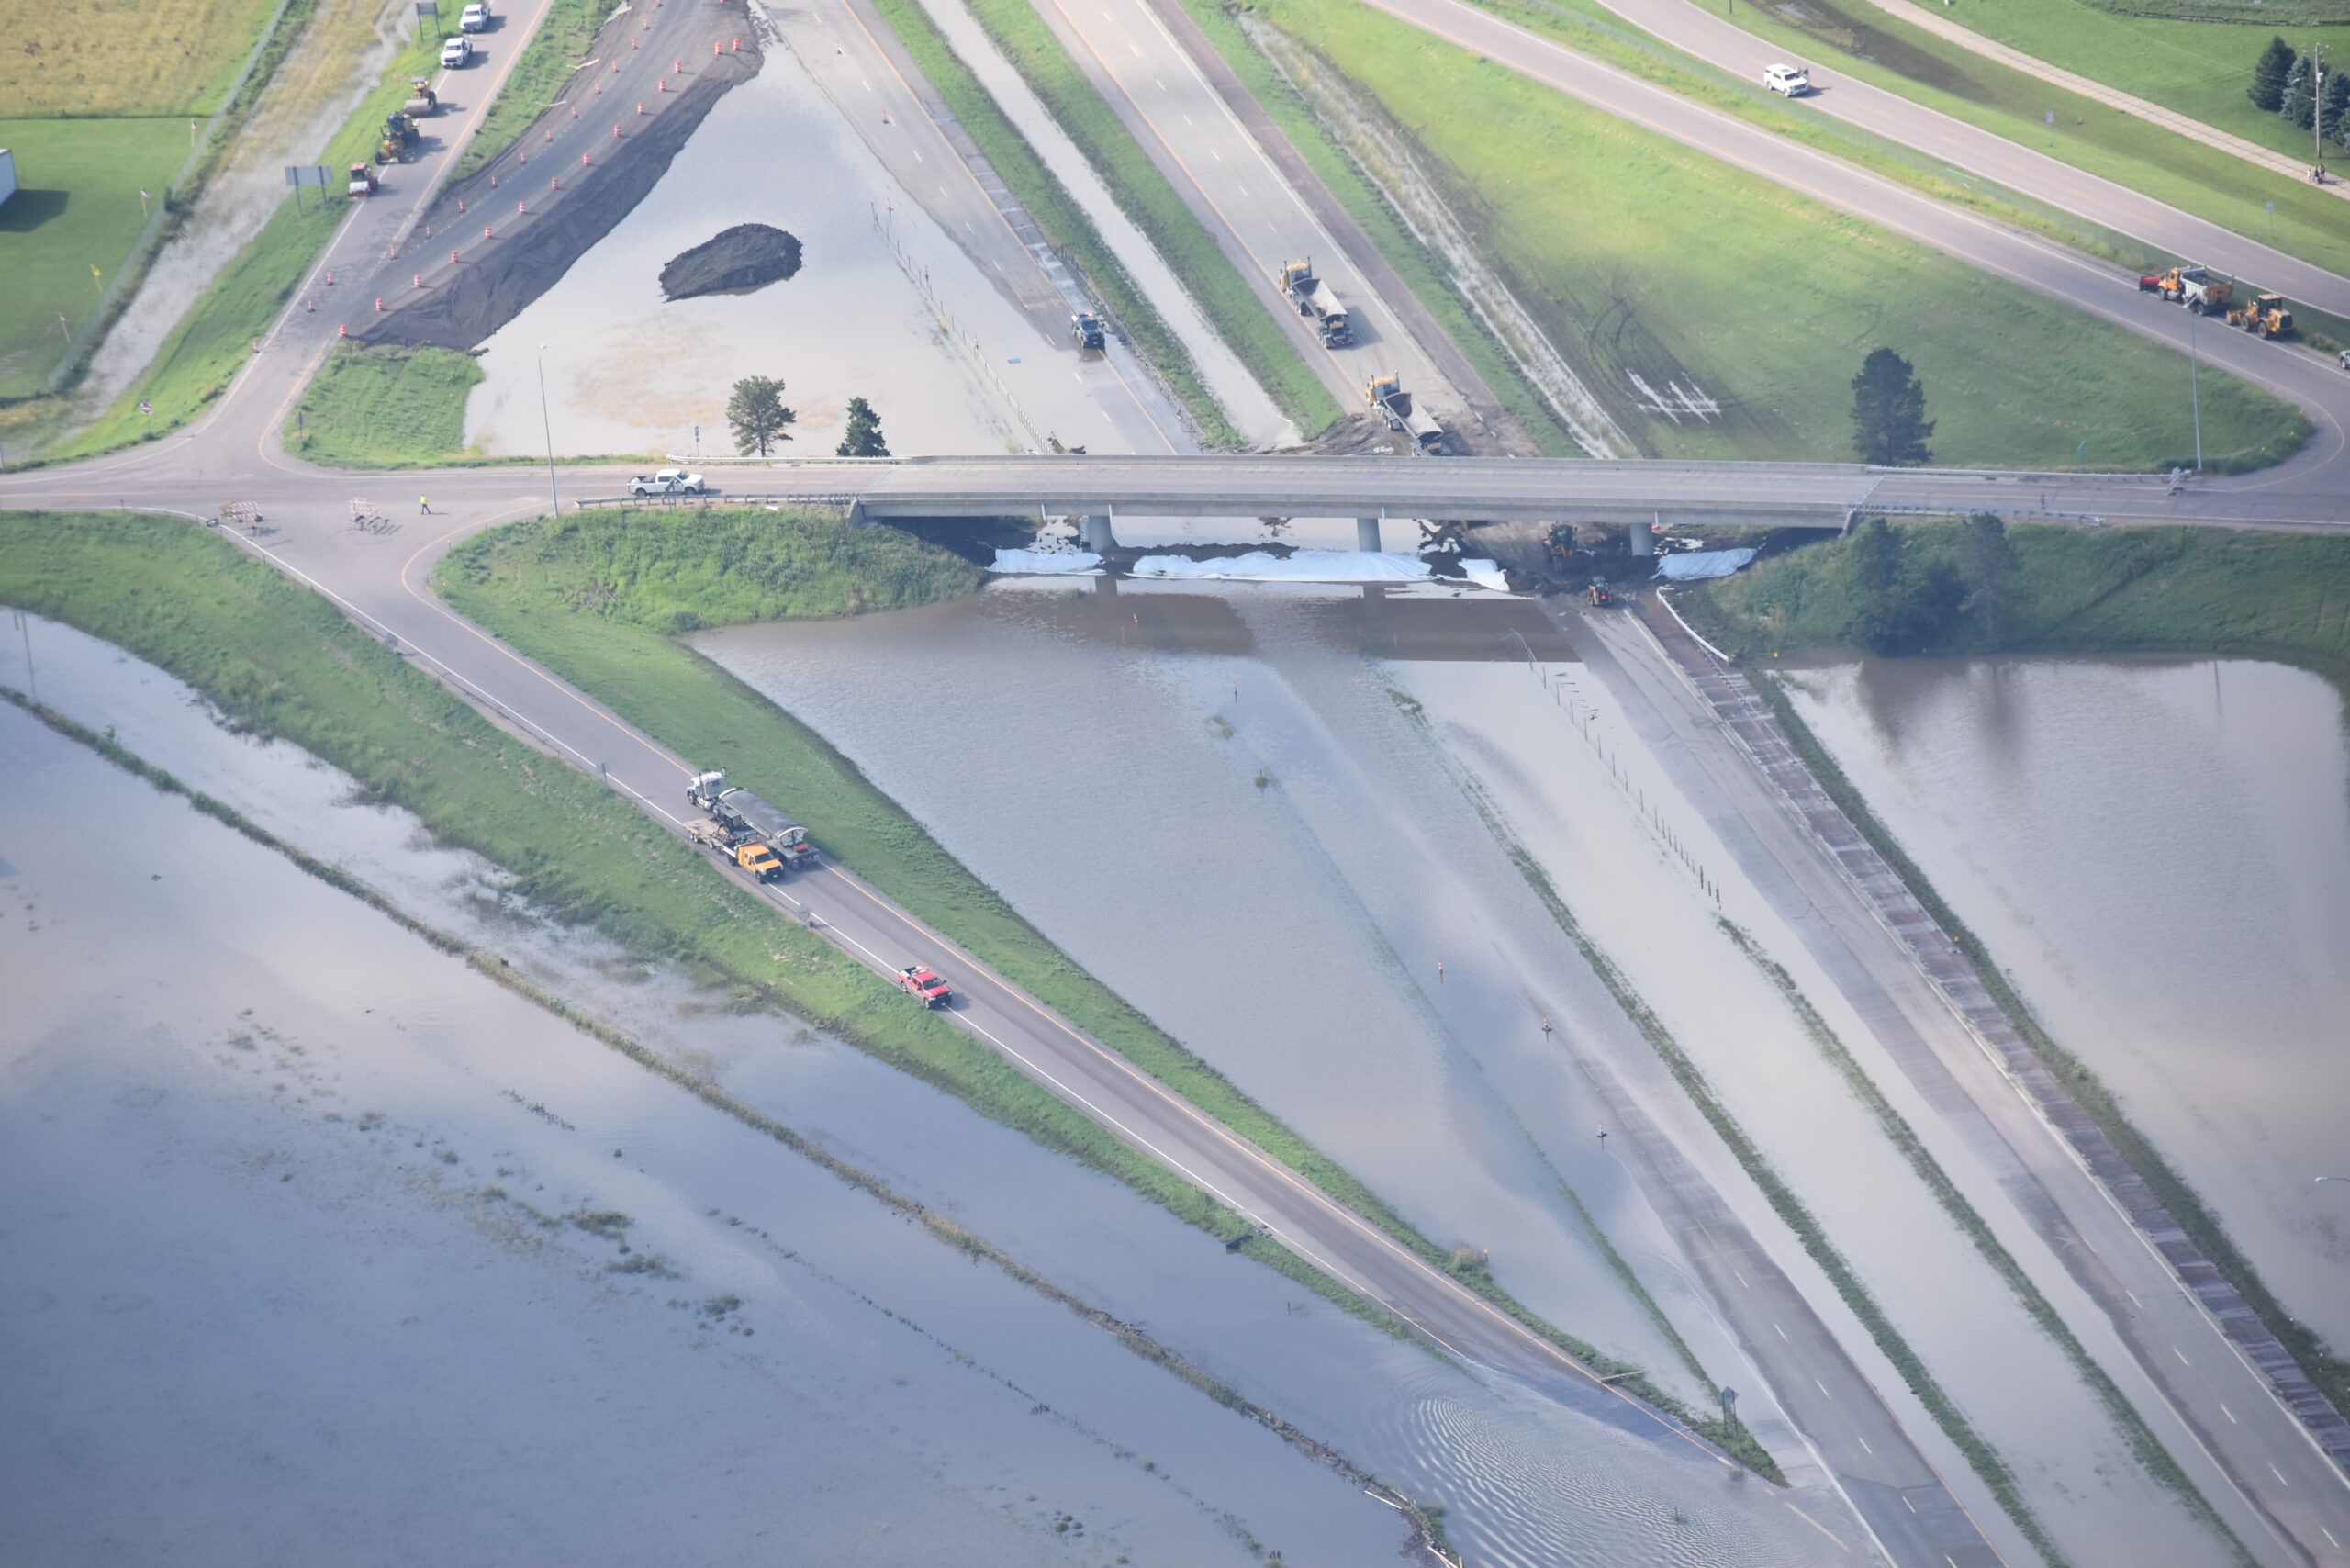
[{"x1": 660, "y1": 223, "x2": 801, "y2": 301}]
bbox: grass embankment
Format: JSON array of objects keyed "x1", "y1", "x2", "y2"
[
  {"x1": 0, "y1": 118, "x2": 196, "y2": 401},
  {"x1": 1689, "y1": 521, "x2": 2350, "y2": 1419},
  {"x1": 865, "y1": 0, "x2": 1242, "y2": 446},
  {"x1": 1166, "y1": 0, "x2": 1581, "y2": 454},
  {"x1": 38, "y1": 27, "x2": 442, "y2": 462},
  {"x1": 951, "y1": 0, "x2": 1342, "y2": 438},
  {"x1": 438, "y1": 504, "x2": 1781, "y2": 1474},
  {"x1": 1238, "y1": 0, "x2": 2305, "y2": 469},
  {"x1": 1920, "y1": 0, "x2": 2350, "y2": 165},
  {"x1": 1705, "y1": 0, "x2": 2350, "y2": 283},
  {"x1": 285, "y1": 343, "x2": 487, "y2": 466},
  {"x1": 446, "y1": 0, "x2": 618, "y2": 184}
]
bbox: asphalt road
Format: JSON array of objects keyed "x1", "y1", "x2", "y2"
[
  {"x1": 1583, "y1": 0, "x2": 2350, "y2": 316},
  {"x1": 1563, "y1": 598, "x2": 2350, "y2": 1568}
]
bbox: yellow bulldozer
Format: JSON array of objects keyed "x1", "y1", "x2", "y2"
[{"x1": 2226, "y1": 293, "x2": 2295, "y2": 338}]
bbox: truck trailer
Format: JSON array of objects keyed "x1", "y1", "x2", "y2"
[
  {"x1": 1277, "y1": 260, "x2": 1352, "y2": 347},
  {"x1": 686, "y1": 770, "x2": 819, "y2": 875},
  {"x1": 1365, "y1": 373, "x2": 1444, "y2": 454}
]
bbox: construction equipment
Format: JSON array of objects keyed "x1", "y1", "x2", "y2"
[
  {"x1": 898, "y1": 965, "x2": 953, "y2": 1007},
  {"x1": 379, "y1": 111, "x2": 418, "y2": 164},
  {"x1": 2150, "y1": 266, "x2": 2232, "y2": 316},
  {"x1": 688, "y1": 819, "x2": 786, "y2": 881},
  {"x1": 1545, "y1": 523, "x2": 1578, "y2": 560},
  {"x1": 2226, "y1": 293, "x2": 2295, "y2": 338},
  {"x1": 404, "y1": 77, "x2": 438, "y2": 116},
  {"x1": 1071, "y1": 311, "x2": 1106, "y2": 352},
  {"x1": 1276, "y1": 260, "x2": 1351, "y2": 347},
  {"x1": 685, "y1": 770, "x2": 819, "y2": 875},
  {"x1": 347, "y1": 162, "x2": 378, "y2": 197},
  {"x1": 1366, "y1": 373, "x2": 1445, "y2": 455},
  {"x1": 1586, "y1": 579, "x2": 1614, "y2": 607}
]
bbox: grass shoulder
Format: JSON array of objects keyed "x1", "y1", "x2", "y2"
[{"x1": 286, "y1": 343, "x2": 487, "y2": 467}]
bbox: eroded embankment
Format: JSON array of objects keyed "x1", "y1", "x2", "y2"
[{"x1": 365, "y1": 23, "x2": 763, "y2": 350}]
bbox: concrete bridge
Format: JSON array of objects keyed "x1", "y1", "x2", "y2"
[{"x1": 653, "y1": 454, "x2": 2346, "y2": 549}]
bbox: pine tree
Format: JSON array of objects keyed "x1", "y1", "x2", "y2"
[
  {"x1": 1851, "y1": 348, "x2": 1934, "y2": 466},
  {"x1": 834, "y1": 396, "x2": 890, "y2": 457},
  {"x1": 726, "y1": 375, "x2": 796, "y2": 456},
  {"x1": 2249, "y1": 35, "x2": 2297, "y2": 113},
  {"x1": 2278, "y1": 53, "x2": 2315, "y2": 130},
  {"x1": 1960, "y1": 510, "x2": 2018, "y2": 646},
  {"x1": 2321, "y1": 67, "x2": 2350, "y2": 151}
]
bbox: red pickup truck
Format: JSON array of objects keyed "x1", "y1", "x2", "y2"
[{"x1": 898, "y1": 966, "x2": 952, "y2": 1007}]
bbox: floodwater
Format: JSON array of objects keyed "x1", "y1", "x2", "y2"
[
  {"x1": 465, "y1": 36, "x2": 1142, "y2": 459},
  {"x1": 0, "y1": 613, "x2": 1828, "y2": 1567},
  {"x1": 1785, "y1": 655, "x2": 2350, "y2": 1353}
]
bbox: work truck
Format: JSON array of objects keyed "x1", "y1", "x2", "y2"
[
  {"x1": 1366, "y1": 373, "x2": 1444, "y2": 454},
  {"x1": 629, "y1": 469, "x2": 708, "y2": 497},
  {"x1": 686, "y1": 770, "x2": 819, "y2": 876},
  {"x1": 1277, "y1": 260, "x2": 1351, "y2": 347}
]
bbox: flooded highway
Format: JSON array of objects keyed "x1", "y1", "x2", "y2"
[
  {"x1": 0, "y1": 612, "x2": 1829, "y2": 1566},
  {"x1": 1783, "y1": 655, "x2": 2350, "y2": 1355}
]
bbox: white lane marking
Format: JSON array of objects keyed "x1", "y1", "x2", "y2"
[
  {"x1": 2220, "y1": 1403, "x2": 2236, "y2": 1424},
  {"x1": 2125, "y1": 1289, "x2": 2143, "y2": 1309},
  {"x1": 2321, "y1": 1527, "x2": 2340, "y2": 1549},
  {"x1": 1774, "y1": 1322, "x2": 1788, "y2": 1340},
  {"x1": 2172, "y1": 1345, "x2": 2190, "y2": 1365},
  {"x1": 1856, "y1": 1436, "x2": 1872, "y2": 1455},
  {"x1": 1902, "y1": 1495, "x2": 1916, "y2": 1513},
  {"x1": 1732, "y1": 1268, "x2": 1751, "y2": 1288},
  {"x1": 2267, "y1": 1463, "x2": 2288, "y2": 1486},
  {"x1": 1814, "y1": 1377, "x2": 1831, "y2": 1399}
]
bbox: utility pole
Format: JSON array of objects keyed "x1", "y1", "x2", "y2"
[
  {"x1": 2316, "y1": 44, "x2": 2329, "y2": 181},
  {"x1": 536, "y1": 343, "x2": 560, "y2": 517},
  {"x1": 2180, "y1": 300, "x2": 2199, "y2": 472}
]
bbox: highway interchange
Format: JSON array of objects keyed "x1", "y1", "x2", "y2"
[{"x1": 4, "y1": 0, "x2": 2348, "y2": 1560}]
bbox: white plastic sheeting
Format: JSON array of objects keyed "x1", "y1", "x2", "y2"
[
  {"x1": 1460, "y1": 559, "x2": 1511, "y2": 593},
  {"x1": 1654, "y1": 548, "x2": 1757, "y2": 582},
  {"x1": 990, "y1": 549, "x2": 1103, "y2": 575},
  {"x1": 1131, "y1": 550, "x2": 1435, "y2": 584}
]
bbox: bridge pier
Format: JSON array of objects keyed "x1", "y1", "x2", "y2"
[
  {"x1": 1079, "y1": 513, "x2": 1117, "y2": 553},
  {"x1": 1356, "y1": 517, "x2": 1382, "y2": 552},
  {"x1": 1630, "y1": 514, "x2": 1657, "y2": 558}
]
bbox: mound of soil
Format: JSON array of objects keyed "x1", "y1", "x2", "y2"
[{"x1": 660, "y1": 223, "x2": 801, "y2": 301}]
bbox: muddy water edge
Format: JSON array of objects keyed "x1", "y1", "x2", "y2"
[{"x1": 0, "y1": 613, "x2": 1827, "y2": 1566}]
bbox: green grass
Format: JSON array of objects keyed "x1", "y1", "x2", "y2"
[
  {"x1": 1245, "y1": 0, "x2": 2306, "y2": 468},
  {"x1": 285, "y1": 343, "x2": 487, "y2": 466},
  {"x1": 1901, "y1": 0, "x2": 2350, "y2": 165},
  {"x1": 0, "y1": 0, "x2": 281, "y2": 116},
  {"x1": 37, "y1": 28, "x2": 442, "y2": 462},
  {"x1": 1699, "y1": 521, "x2": 2350, "y2": 683},
  {"x1": 446, "y1": 0, "x2": 618, "y2": 184},
  {"x1": 437, "y1": 503, "x2": 1785, "y2": 1470},
  {"x1": 950, "y1": 0, "x2": 1341, "y2": 438},
  {"x1": 1696, "y1": 0, "x2": 2350, "y2": 282},
  {"x1": 866, "y1": 0, "x2": 1243, "y2": 445},
  {"x1": 1168, "y1": 0, "x2": 1583, "y2": 454},
  {"x1": 0, "y1": 118, "x2": 199, "y2": 398}
]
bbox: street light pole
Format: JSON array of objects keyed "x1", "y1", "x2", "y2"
[
  {"x1": 2188, "y1": 304, "x2": 2204, "y2": 472},
  {"x1": 536, "y1": 343, "x2": 559, "y2": 517}
]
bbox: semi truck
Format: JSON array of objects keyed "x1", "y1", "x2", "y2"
[
  {"x1": 1277, "y1": 260, "x2": 1351, "y2": 347},
  {"x1": 686, "y1": 770, "x2": 819, "y2": 876},
  {"x1": 1366, "y1": 373, "x2": 1444, "y2": 454}
]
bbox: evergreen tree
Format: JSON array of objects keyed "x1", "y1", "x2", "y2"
[
  {"x1": 834, "y1": 396, "x2": 890, "y2": 457},
  {"x1": 2321, "y1": 67, "x2": 2350, "y2": 151},
  {"x1": 1959, "y1": 510, "x2": 2018, "y2": 646},
  {"x1": 1840, "y1": 519, "x2": 1963, "y2": 655},
  {"x1": 726, "y1": 375, "x2": 796, "y2": 456},
  {"x1": 2278, "y1": 53, "x2": 2315, "y2": 130},
  {"x1": 2249, "y1": 35, "x2": 2297, "y2": 113},
  {"x1": 1851, "y1": 348, "x2": 1934, "y2": 466}
]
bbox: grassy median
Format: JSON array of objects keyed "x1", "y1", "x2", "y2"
[
  {"x1": 285, "y1": 343, "x2": 487, "y2": 466},
  {"x1": 1243, "y1": 0, "x2": 2307, "y2": 469}
]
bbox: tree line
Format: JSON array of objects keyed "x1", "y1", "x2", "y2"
[
  {"x1": 2250, "y1": 38, "x2": 2348, "y2": 155},
  {"x1": 725, "y1": 375, "x2": 892, "y2": 458}
]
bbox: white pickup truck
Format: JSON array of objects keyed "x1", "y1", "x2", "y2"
[{"x1": 627, "y1": 468, "x2": 709, "y2": 496}]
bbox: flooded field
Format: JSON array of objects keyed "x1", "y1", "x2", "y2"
[
  {"x1": 0, "y1": 615, "x2": 1828, "y2": 1566},
  {"x1": 1784, "y1": 655, "x2": 2350, "y2": 1353}
]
